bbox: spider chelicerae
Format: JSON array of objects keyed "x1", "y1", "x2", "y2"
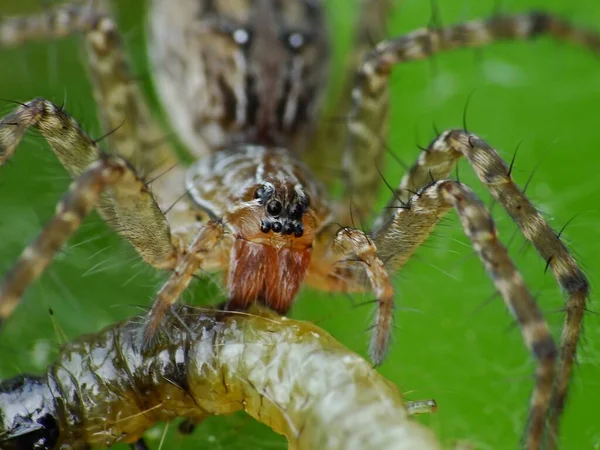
[{"x1": 0, "y1": 1, "x2": 595, "y2": 449}]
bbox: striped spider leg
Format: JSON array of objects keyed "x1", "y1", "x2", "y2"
[
  {"x1": 0, "y1": 1, "x2": 193, "y2": 328},
  {"x1": 0, "y1": 98, "x2": 228, "y2": 328},
  {"x1": 342, "y1": 13, "x2": 594, "y2": 450}
]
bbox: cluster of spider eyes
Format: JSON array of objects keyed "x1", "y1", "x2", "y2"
[{"x1": 254, "y1": 186, "x2": 309, "y2": 237}]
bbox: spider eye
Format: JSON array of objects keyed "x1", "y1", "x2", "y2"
[
  {"x1": 289, "y1": 204, "x2": 304, "y2": 220},
  {"x1": 287, "y1": 32, "x2": 305, "y2": 50},
  {"x1": 254, "y1": 187, "x2": 265, "y2": 200},
  {"x1": 283, "y1": 222, "x2": 295, "y2": 235},
  {"x1": 283, "y1": 31, "x2": 309, "y2": 52},
  {"x1": 260, "y1": 220, "x2": 271, "y2": 233},
  {"x1": 267, "y1": 200, "x2": 282, "y2": 217},
  {"x1": 231, "y1": 27, "x2": 252, "y2": 47}
]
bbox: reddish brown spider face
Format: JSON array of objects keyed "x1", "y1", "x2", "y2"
[
  {"x1": 185, "y1": 145, "x2": 328, "y2": 313},
  {"x1": 225, "y1": 179, "x2": 319, "y2": 313}
]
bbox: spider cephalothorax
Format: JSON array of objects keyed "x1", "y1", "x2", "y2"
[
  {"x1": 0, "y1": 2, "x2": 594, "y2": 449},
  {"x1": 184, "y1": 145, "x2": 326, "y2": 313}
]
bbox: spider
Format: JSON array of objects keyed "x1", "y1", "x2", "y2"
[{"x1": 0, "y1": 1, "x2": 594, "y2": 449}]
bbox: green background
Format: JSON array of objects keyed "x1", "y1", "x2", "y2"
[{"x1": 0, "y1": 0, "x2": 599, "y2": 449}]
